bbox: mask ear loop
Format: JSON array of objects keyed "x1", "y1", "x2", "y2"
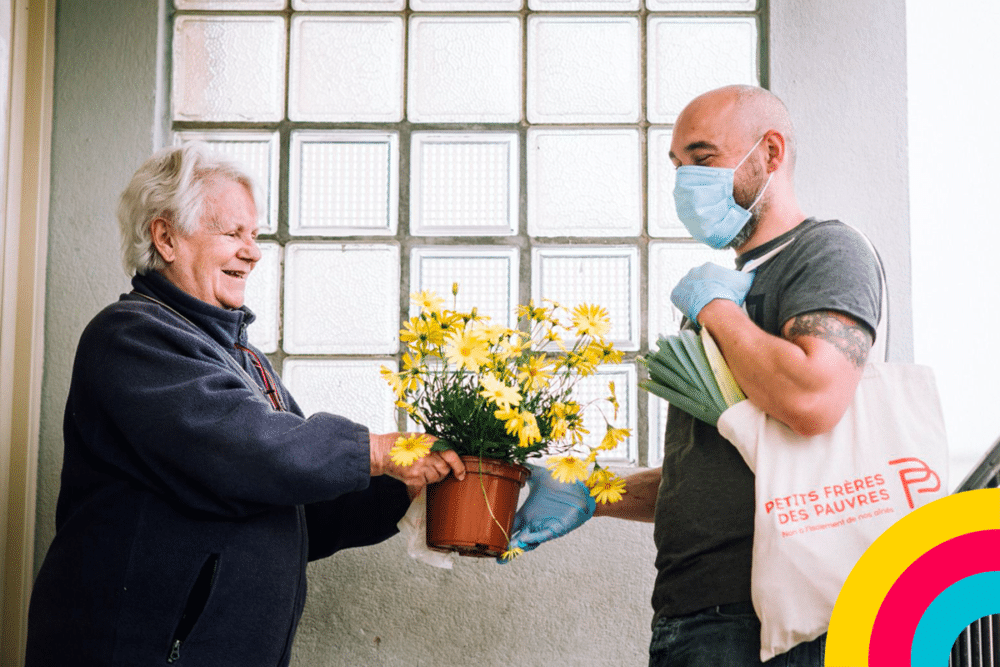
[
  {"x1": 735, "y1": 134, "x2": 772, "y2": 212},
  {"x1": 746, "y1": 172, "x2": 773, "y2": 212}
]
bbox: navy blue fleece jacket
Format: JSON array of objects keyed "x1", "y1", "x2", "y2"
[{"x1": 26, "y1": 271, "x2": 411, "y2": 667}]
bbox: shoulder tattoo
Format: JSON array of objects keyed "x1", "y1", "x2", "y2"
[{"x1": 785, "y1": 311, "x2": 872, "y2": 368}]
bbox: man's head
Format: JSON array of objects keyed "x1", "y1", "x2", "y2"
[{"x1": 669, "y1": 85, "x2": 799, "y2": 251}]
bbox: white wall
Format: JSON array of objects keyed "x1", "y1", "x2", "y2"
[
  {"x1": 770, "y1": 0, "x2": 912, "y2": 363},
  {"x1": 907, "y1": 0, "x2": 1000, "y2": 487},
  {"x1": 36, "y1": 0, "x2": 914, "y2": 665}
]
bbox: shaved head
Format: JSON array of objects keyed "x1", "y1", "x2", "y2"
[
  {"x1": 674, "y1": 85, "x2": 796, "y2": 173},
  {"x1": 700, "y1": 85, "x2": 795, "y2": 170}
]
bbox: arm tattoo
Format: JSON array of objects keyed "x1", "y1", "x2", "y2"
[{"x1": 785, "y1": 311, "x2": 873, "y2": 368}]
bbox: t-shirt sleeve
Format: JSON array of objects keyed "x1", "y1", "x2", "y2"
[{"x1": 774, "y1": 223, "x2": 882, "y2": 339}]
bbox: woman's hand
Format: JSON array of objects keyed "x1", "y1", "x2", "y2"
[{"x1": 368, "y1": 432, "x2": 466, "y2": 497}]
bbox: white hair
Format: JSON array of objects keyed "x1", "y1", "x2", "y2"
[{"x1": 117, "y1": 143, "x2": 258, "y2": 275}]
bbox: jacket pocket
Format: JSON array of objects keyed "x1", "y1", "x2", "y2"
[{"x1": 166, "y1": 553, "x2": 220, "y2": 664}]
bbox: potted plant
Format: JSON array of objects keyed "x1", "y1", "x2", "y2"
[{"x1": 381, "y1": 285, "x2": 630, "y2": 560}]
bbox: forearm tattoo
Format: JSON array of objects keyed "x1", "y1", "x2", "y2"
[{"x1": 785, "y1": 311, "x2": 872, "y2": 368}]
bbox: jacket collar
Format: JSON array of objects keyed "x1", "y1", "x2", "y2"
[{"x1": 129, "y1": 271, "x2": 256, "y2": 349}]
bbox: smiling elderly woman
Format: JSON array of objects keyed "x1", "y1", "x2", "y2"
[{"x1": 25, "y1": 144, "x2": 464, "y2": 667}]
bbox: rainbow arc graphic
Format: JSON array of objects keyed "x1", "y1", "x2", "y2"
[{"x1": 826, "y1": 488, "x2": 1000, "y2": 666}]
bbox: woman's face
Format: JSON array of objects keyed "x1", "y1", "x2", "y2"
[{"x1": 157, "y1": 178, "x2": 261, "y2": 309}]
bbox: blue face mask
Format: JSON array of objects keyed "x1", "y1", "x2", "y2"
[{"x1": 673, "y1": 136, "x2": 772, "y2": 249}]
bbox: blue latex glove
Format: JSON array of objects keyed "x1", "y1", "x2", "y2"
[
  {"x1": 498, "y1": 464, "x2": 596, "y2": 562},
  {"x1": 670, "y1": 262, "x2": 755, "y2": 324}
]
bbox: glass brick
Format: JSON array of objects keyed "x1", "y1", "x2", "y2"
[
  {"x1": 646, "y1": 0, "x2": 755, "y2": 9},
  {"x1": 244, "y1": 242, "x2": 281, "y2": 353},
  {"x1": 283, "y1": 243, "x2": 400, "y2": 354},
  {"x1": 289, "y1": 16, "x2": 403, "y2": 122},
  {"x1": 289, "y1": 131, "x2": 399, "y2": 236},
  {"x1": 647, "y1": 17, "x2": 759, "y2": 124},
  {"x1": 526, "y1": 16, "x2": 640, "y2": 123},
  {"x1": 282, "y1": 359, "x2": 399, "y2": 432},
  {"x1": 532, "y1": 246, "x2": 640, "y2": 350},
  {"x1": 569, "y1": 363, "x2": 637, "y2": 465},
  {"x1": 410, "y1": 0, "x2": 522, "y2": 10},
  {"x1": 173, "y1": 131, "x2": 280, "y2": 235},
  {"x1": 648, "y1": 241, "x2": 734, "y2": 340},
  {"x1": 410, "y1": 133, "x2": 518, "y2": 236},
  {"x1": 407, "y1": 16, "x2": 521, "y2": 123},
  {"x1": 647, "y1": 128, "x2": 686, "y2": 238},
  {"x1": 176, "y1": 0, "x2": 286, "y2": 8},
  {"x1": 527, "y1": 129, "x2": 641, "y2": 237},
  {"x1": 172, "y1": 15, "x2": 286, "y2": 122},
  {"x1": 293, "y1": 0, "x2": 404, "y2": 9},
  {"x1": 530, "y1": 0, "x2": 638, "y2": 9},
  {"x1": 410, "y1": 246, "x2": 519, "y2": 327}
]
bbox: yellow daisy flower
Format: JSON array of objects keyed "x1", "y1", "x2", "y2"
[
  {"x1": 598, "y1": 342, "x2": 623, "y2": 364},
  {"x1": 587, "y1": 469, "x2": 627, "y2": 504},
  {"x1": 380, "y1": 365, "x2": 403, "y2": 396},
  {"x1": 548, "y1": 418, "x2": 568, "y2": 441},
  {"x1": 389, "y1": 434, "x2": 432, "y2": 467},
  {"x1": 399, "y1": 317, "x2": 430, "y2": 346},
  {"x1": 517, "y1": 355, "x2": 554, "y2": 392},
  {"x1": 517, "y1": 300, "x2": 548, "y2": 323},
  {"x1": 444, "y1": 329, "x2": 490, "y2": 372},
  {"x1": 495, "y1": 406, "x2": 524, "y2": 437},
  {"x1": 571, "y1": 303, "x2": 611, "y2": 338},
  {"x1": 599, "y1": 426, "x2": 631, "y2": 451},
  {"x1": 546, "y1": 455, "x2": 589, "y2": 483},
  {"x1": 481, "y1": 324, "x2": 510, "y2": 345},
  {"x1": 411, "y1": 290, "x2": 445, "y2": 314},
  {"x1": 479, "y1": 373, "x2": 522, "y2": 409},
  {"x1": 518, "y1": 412, "x2": 542, "y2": 448},
  {"x1": 433, "y1": 312, "x2": 462, "y2": 344},
  {"x1": 394, "y1": 400, "x2": 418, "y2": 416},
  {"x1": 500, "y1": 546, "x2": 524, "y2": 561},
  {"x1": 606, "y1": 381, "x2": 621, "y2": 419}
]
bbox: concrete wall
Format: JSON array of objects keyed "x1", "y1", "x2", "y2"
[{"x1": 36, "y1": 1, "x2": 911, "y2": 664}]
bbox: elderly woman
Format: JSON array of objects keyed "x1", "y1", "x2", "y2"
[{"x1": 25, "y1": 144, "x2": 464, "y2": 666}]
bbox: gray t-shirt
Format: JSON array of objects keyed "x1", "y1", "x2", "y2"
[{"x1": 650, "y1": 218, "x2": 881, "y2": 625}]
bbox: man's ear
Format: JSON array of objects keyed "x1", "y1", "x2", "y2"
[
  {"x1": 150, "y1": 217, "x2": 176, "y2": 264},
  {"x1": 762, "y1": 130, "x2": 786, "y2": 173}
]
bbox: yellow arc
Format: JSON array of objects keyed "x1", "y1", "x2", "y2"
[{"x1": 826, "y1": 488, "x2": 1000, "y2": 666}]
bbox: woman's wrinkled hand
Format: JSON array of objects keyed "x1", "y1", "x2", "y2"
[{"x1": 369, "y1": 432, "x2": 466, "y2": 495}]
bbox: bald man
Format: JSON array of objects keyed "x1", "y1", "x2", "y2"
[{"x1": 506, "y1": 85, "x2": 882, "y2": 666}]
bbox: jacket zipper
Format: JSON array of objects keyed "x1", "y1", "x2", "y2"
[{"x1": 166, "y1": 553, "x2": 220, "y2": 664}]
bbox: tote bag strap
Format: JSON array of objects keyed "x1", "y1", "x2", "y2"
[{"x1": 739, "y1": 224, "x2": 889, "y2": 362}]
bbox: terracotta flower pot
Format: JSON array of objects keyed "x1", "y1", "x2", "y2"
[{"x1": 425, "y1": 455, "x2": 531, "y2": 558}]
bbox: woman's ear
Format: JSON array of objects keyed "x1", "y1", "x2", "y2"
[{"x1": 150, "y1": 217, "x2": 176, "y2": 264}]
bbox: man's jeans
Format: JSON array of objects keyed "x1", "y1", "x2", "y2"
[{"x1": 649, "y1": 602, "x2": 825, "y2": 667}]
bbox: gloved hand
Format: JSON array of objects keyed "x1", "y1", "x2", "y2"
[
  {"x1": 670, "y1": 262, "x2": 754, "y2": 324},
  {"x1": 498, "y1": 464, "x2": 596, "y2": 562}
]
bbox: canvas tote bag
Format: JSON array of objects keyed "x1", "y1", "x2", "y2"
[{"x1": 716, "y1": 229, "x2": 949, "y2": 660}]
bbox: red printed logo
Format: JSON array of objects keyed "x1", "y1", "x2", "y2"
[{"x1": 888, "y1": 457, "x2": 941, "y2": 509}]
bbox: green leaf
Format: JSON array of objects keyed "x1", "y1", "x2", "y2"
[
  {"x1": 639, "y1": 379, "x2": 720, "y2": 426},
  {"x1": 644, "y1": 355, "x2": 700, "y2": 395},
  {"x1": 664, "y1": 335, "x2": 701, "y2": 388},
  {"x1": 678, "y1": 329, "x2": 728, "y2": 414}
]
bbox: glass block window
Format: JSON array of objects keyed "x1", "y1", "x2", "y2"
[
  {"x1": 410, "y1": 246, "x2": 520, "y2": 326},
  {"x1": 168, "y1": 0, "x2": 765, "y2": 466}
]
